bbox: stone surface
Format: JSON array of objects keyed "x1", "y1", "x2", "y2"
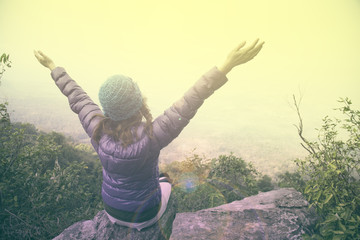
[
  {"x1": 53, "y1": 188, "x2": 317, "y2": 240},
  {"x1": 53, "y1": 195, "x2": 177, "y2": 240},
  {"x1": 170, "y1": 188, "x2": 318, "y2": 240}
]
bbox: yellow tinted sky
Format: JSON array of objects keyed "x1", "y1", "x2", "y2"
[{"x1": 1, "y1": 0, "x2": 360, "y2": 168}]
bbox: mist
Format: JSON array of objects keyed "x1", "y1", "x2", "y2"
[{"x1": 1, "y1": 0, "x2": 360, "y2": 175}]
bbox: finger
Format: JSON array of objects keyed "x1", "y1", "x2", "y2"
[
  {"x1": 251, "y1": 41, "x2": 264, "y2": 52},
  {"x1": 235, "y1": 41, "x2": 246, "y2": 51},
  {"x1": 34, "y1": 50, "x2": 41, "y2": 60},
  {"x1": 248, "y1": 45, "x2": 262, "y2": 57},
  {"x1": 38, "y1": 51, "x2": 51, "y2": 60},
  {"x1": 253, "y1": 45, "x2": 263, "y2": 56},
  {"x1": 250, "y1": 38, "x2": 260, "y2": 49},
  {"x1": 245, "y1": 40, "x2": 258, "y2": 52},
  {"x1": 248, "y1": 42, "x2": 264, "y2": 58},
  {"x1": 246, "y1": 41, "x2": 263, "y2": 57},
  {"x1": 38, "y1": 51, "x2": 47, "y2": 57}
]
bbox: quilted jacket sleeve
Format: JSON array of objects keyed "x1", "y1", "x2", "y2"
[
  {"x1": 152, "y1": 67, "x2": 228, "y2": 149},
  {"x1": 51, "y1": 67, "x2": 103, "y2": 142}
]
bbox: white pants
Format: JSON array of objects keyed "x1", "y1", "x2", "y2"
[{"x1": 105, "y1": 182, "x2": 172, "y2": 231}]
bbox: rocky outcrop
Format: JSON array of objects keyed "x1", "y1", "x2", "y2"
[
  {"x1": 170, "y1": 188, "x2": 318, "y2": 240},
  {"x1": 53, "y1": 195, "x2": 177, "y2": 240},
  {"x1": 53, "y1": 188, "x2": 317, "y2": 240}
]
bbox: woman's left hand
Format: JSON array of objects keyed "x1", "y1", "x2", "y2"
[
  {"x1": 218, "y1": 39, "x2": 264, "y2": 75},
  {"x1": 34, "y1": 50, "x2": 56, "y2": 71}
]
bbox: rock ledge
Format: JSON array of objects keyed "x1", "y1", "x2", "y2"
[
  {"x1": 170, "y1": 188, "x2": 317, "y2": 240},
  {"x1": 53, "y1": 195, "x2": 177, "y2": 240},
  {"x1": 53, "y1": 188, "x2": 317, "y2": 240}
]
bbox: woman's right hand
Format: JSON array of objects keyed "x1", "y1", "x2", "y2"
[{"x1": 218, "y1": 39, "x2": 264, "y2": 75}]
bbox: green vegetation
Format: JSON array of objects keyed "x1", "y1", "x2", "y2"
[
  {"x1": 292, "y1": 97, "x2": 360, "y2": 240},
  {"x1": 161, "y1": 153, "x2": 275, "y2": 213},
  {"x1": 0, "y1": 53, "x2": 11, "y2": 81},
  {"x1": 276, "y1": 170, "x2": 306, "y2": 192},
  {"x1": 0, "y1": 116, "x2": 103, "y2": 239}
]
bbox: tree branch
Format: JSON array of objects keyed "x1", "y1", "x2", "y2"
[{"x1": 293, "y1": 94, "x2": 317, "y2": 155}]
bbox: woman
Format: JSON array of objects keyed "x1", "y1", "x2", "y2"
[{"x1": 34, "y1": 39, "x2": 264, "y2": 231}]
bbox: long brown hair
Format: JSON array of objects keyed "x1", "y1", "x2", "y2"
[{"x1": 92, "y1": 100, "x2": 153, "y2": 147}]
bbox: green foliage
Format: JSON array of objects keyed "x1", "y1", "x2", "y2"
[
  {"x1": 161, "y1": 153, "x2": 264, "y2": 213},
  {"x1": 172, "y1": 183, "x2": 226, "y2": 213},
  {"x1": 0, "y1": 53, "x2": 11, "y2": 82},
  {"x1": 0, "y1": 53, "x2": 11, "y2": 66},
  {"x1": 257, "y1": 174, "x2": 274, "y2": 192},
  {"x1": 1, "y1": 52, "x2": 11, "y2": 123},
  {"x1": 161, "y1": 153, "x2": 211, "y2": 184},
  {"x1": 294, "y1": 97, "x2": 360, "y2": 239},
  {"x1": 0, "y1": 102, "x2": 10, "y2": 124},
  {"x1": 276, "y1": 171, "x2": 306, "y2": 192},
  {"x1": 209, "y1": 154, "x2": 260, "y2": 196},
  {"x1": 0, "y1": 112, "x2": 103, "y2": 239}
]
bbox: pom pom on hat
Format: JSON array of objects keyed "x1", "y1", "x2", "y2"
[{"x1": 98, "y1": 74, "x2": 143, "y2": 121}]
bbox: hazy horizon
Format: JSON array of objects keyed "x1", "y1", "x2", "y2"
[{"x1": 1, "y1": 0, "x2": 360, "y2": 176}]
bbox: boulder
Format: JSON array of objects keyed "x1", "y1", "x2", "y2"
[
  {"x1": 53, "y1": 188, "x2": 317, "y2": 240},
  {"x1": 170, "y1": 188, "x2": 318, "y2": 240},
  {"x1": 53, "y1": 195, "x2": 177, "y2": 240}
]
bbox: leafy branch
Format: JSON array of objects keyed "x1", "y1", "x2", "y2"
[{"x1": 0, "y1": 53, "x2": 11, "y2": 83}]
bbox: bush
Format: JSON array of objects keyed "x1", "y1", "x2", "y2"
[
  {"x1": 162, "y1": 153, "x2": 262, "y2": 212},
  {"x1": 294, "y1": 97, "x2": 360, "y2": 239},
  {"x1": 276, "y1": 171, "x2": 306, "y2": 192},
  {"x1": 160, "y1": 153, "x2": 211, "y2": 184},
  {"x1": 257, "y1": 174, "x2": 274, "y2": 192},
  {"x1": 172, "y1": 183, "x2": 226, "y2": 213},
  {"x1": 0, "y1": 118, "x2": 103, "y2": 239},
  {"x1": 208, "y1": 154, "x2": 259, "y2": 196}
]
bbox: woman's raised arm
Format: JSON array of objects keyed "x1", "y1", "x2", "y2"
[{"x1": 34, "y1": 51, "x2": 103, "y2": 149}]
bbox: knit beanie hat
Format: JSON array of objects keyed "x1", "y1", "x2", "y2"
[{"x1": 98, "y1": 74, "x2": 143, "y2": 121}]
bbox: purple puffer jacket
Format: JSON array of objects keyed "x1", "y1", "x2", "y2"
[{"x1": 51, "y1": 67, "x2": 228, "y2": 213}]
